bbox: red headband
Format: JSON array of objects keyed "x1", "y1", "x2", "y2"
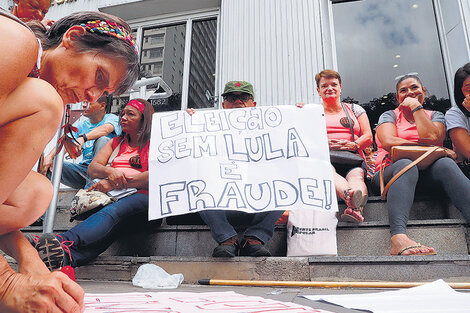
[{"x1": 126, "y1": 99, "x2": 145, "y2": 114}]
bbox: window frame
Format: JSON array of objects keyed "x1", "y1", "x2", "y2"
[
  {"x1": 325, "y1": 0, "x2": 470, "y2": 107},
  {"x1": 128, "y1": 9, "x2": 220, "y2": 111}
]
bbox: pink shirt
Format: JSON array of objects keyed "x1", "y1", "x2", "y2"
[
  {"x1": 325, "y1": 103, "x2": 362, "y2": 141},
  {"x1": 374, "y1": 108, "x2": 441, "y2": 172}
]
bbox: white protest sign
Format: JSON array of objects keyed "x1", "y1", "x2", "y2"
[{"x1": 149, "y1": 104, "x2": 337, "y2": 220}]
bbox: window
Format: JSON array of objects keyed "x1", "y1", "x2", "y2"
[
  {"x1": 141, "y1": 23, "x2": 186, "y2": 112},
  {"x1": 332, "y1": 0, "x2": 451, "y2": 126},
  {"x1": 111, "y1": 13, "x2": 218, "y2": 113},
  {"x1": 148, "y1": 47, "x2": 164, "y2": 59}
]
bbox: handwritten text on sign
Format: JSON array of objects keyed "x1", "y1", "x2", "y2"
[{"x1": 149, "y1": 105, "x2": 337, "y2": 220}]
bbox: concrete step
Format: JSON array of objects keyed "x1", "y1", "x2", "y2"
[
  {"x1": 52, "y1": 190, "x2": 465, "y2": 228},
  {"x1": 24, "y1": 220, "x2": 470, "y2": 257},
  {"x1": 25, "y1": 190, "x2": 469, "y2": 258},
  {"x1": 70, "y1": 255, "x2": 470, "y2": 284}
]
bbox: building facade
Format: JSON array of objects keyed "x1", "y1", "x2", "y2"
[{"x1": 1, "y1": 0, "x2": 469, "y2": 114}]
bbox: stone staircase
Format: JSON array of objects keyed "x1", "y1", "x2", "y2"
[{"x1": 20, "y1": 189, "x2": 470, "y2": 284}]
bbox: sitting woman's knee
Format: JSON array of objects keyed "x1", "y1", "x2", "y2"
[{"x1": 393, "y1": 158, "x2": 419, "y2": 180}]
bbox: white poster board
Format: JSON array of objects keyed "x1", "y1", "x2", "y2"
[{"x1": 149, "y1": 104, "x2": 337, "y2": 220}]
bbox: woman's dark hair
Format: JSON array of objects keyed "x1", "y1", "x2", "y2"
[
  {"x1": 120, "y1": 98, "x2": 154, "y2": 151},
  {"x1": 395, "y1": 74, "x2": 424, "y2": 92},
  {"x1": 29, "y1": 11, "x2": 139, "y2": 95},
  {"x1": 454, "y1": 62, "x2": 470, "y2": 117}
]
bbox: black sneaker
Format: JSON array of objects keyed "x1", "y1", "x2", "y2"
[
  {"x1": 24, "y1": 234, "x2": 39, "y2": 247},
  {"x1": 212, "y1": 236, "x2": 240, "y2": 257},
  {"x1": 35, "y1": 234, "x2": 73, "y2": 271},
  {"x1": 240, "y1": 237, "x2": 271, "y2": 257}
]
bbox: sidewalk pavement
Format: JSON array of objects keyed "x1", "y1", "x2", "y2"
[{"x1": 80, "y1": 280, "x2": 376, "y2": 313}]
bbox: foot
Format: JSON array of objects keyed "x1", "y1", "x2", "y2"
[
  {"x1": 240, "y1": 237, "x2": 271, "y2": 257},
  {"x1": 340, "y1": 207, "x2": 364, "y2": 223},
  {"x1": 212, "y1": 236, "x2": 239, "y2": 257},
  {"x1": 343, "y1": 189, "x2": 363, "y2": 209},
  {"x1": 35, "y1": 234, "x2": 74, "y2": 271},
  {"x1": 390, "y1": 234, "x2": 436, "y2": 255}
]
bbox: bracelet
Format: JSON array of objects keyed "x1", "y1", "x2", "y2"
[
  {"x1": 412, "y1": 105, "x2": 424, "y2": 113},
  {"x1": 354, "y1": 141, "x2": 359, "y2": 150},
  {"x1": 79, "y1": 134, "x2": 88, "y2": 142}
]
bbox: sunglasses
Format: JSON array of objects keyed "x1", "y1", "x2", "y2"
[
  {"x1": 395, "y1": 72, "x2": 419, "y2": 81},
  {"x1": 223, "y1": 93, "x2": 252, "y2": 103}
]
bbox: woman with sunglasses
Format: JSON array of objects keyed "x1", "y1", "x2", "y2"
[
  {"x1": 371, "y1": 73, "x2": 470, "y2": 256},
  {"x1": 445, "y1": 62, "x2": 470, "y2": 178},
  {"x1": 35, "y1": 99, "x2": 158, "y2": 269},
  {"x1": 0, "y1": 10, "x2": 138, "y2": 312},
  {"x1": 302, "y1": 69, "x2": 372, "y2": 223}
]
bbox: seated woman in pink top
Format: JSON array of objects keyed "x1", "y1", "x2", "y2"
[
  {"x1": 371, "y1": 73, "x2": 470, "y2": 255},
  {"x1": 35, "y1": 99, "x2": 159, "y2": 268},
  {"x1": 315, "y1": 69, "x2": 372, "y2": 222}
]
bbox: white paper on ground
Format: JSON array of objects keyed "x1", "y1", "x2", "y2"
[
  {"x1": 84, "y1": 291, "x2": 334, "y2": 312},
  {"x1": 302, "y1": 279, "x2": 470, "y2": 313}
]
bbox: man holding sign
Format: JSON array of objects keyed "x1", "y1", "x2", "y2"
[{"x1": 196, "y1": 81, "x2": 284, "y2": 257}]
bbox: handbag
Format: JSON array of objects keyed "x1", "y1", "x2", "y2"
[
  {"x1": 380, "y1": 145, "x2": 449, "y2": 199},
  {"x1": 329, "y1": 103, "x2": 363, "y2": 167},
  {"x1": 286, "y1": 209, "x2": 338, "y2": 256},
  {"x1": 69, "y1": 141, "x2": 123, "y2": 221},
  {"x1": 329, "y1": 150, "x2": 364, "y2": 166},
  {"x1": 70, "y1": 189, "x2": 115, "y2": 221},
  {"x1": 390, "y1": 145, "x2": 448, "y2": 170}
]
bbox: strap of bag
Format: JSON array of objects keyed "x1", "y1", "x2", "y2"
[
  {"x1": 380, "y1": 146, "x2": 439, "y2": 200},
  {"x1": 340, "y1": 102, "x2": 355, "y2": 142},
  {"x1": 106, "y1": 141, "x2": 123, "y2": 167}
]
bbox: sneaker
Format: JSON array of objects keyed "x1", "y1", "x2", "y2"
[
  {"x1": 212, "y1": 236, "x2": 240, "y2": 257},
  {"x1": 35, "y1": 234, "x2": 73, "y2": 271},
  {"x1": 240, "y1": 237, "x2": 271, "y2": 257},
  {"x1": 24, "y1": 233, "x2": 39, "y2": 247}
]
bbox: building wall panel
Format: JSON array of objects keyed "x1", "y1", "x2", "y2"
[{"x1": 219, "y1": 0, "x2": 322, "y2": 106}]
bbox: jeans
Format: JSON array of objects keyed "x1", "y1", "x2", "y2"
[
  {"x1": 371, "y1": 157, "x2": 470, "y2": 236},
  {"x1": 60, "y1": 193, "x2": 151, "y2": 267},
  {"x1": 48, "y1": 136, "x2": 110, "y2": 189},
  {"x1": 199, "y1": 210, "x2": 284, "y2": 244}
]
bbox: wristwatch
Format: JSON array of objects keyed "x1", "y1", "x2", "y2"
[
  {"x1": 78, "y1": 134, "x2": 88, "y2": 142},
  {"x1": 412, "y1": 105, "x2": 424, "y2": 113}
]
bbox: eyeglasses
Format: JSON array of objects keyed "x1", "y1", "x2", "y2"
[
  {"x1": 395, "y1": 72, "x2": 419, "y2": 81},
  {"x1": 223, "y1": 93, "x2": 252, "y2": 103}
]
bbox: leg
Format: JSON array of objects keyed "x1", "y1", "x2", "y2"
[
  {"x1": 425, "y1": 157, "x2": 470, "y2": 222},
  {"x1": 345, "y1": 167, "x2": 368, "y2": 199},
  {"x1": 199, "y1": 210, "x2": 239, "y2": 257},
  {"x1": 333, "y1": 165, "x2": 365, "y2": 222},
  {"x1": 243, "y1": 211, "x2": 284, "y2": 244},
  {"x1": 59, "y1": 162, "x2": 89, "y2": 189},
  {"x1": 0, "y1": 78, "x2": 63, "y2": 206},
  {"x1": 59, "y1": 193, "x2": 148, "y2": 267},
  {"x1": 199, "y1": 210, "x2": 237, "y2": 243},
  {"x1": 240, "y1": 210, "x2": 284, "y2": 256},
  {"x1": 0, "y1": 171, "x2": 53, "y2": 235},
  {"x1": 371, "y1": 159, "x2": 434, "y2": 255},
  {"x1": 92, "y1": 136, "x2": 111, "y2": 157}
]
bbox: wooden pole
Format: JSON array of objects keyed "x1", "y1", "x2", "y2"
[{"x1": 198, "y1": 279, "x2": 470, "y2": 289}]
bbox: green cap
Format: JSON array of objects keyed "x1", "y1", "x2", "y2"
[{"x1": 221, "y1": 81, "x2": 254, "y2": 97}]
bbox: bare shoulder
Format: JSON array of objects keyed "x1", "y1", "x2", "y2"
[{"x1": 0, "y1": 16, "x2": 39, "y2": 98}]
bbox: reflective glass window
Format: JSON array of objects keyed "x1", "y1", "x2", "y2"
[{"x1": 332, "y1": 0, "x2": 450, "y2": 126}]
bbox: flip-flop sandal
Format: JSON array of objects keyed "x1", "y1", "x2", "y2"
[
  {"x1": 393, "y1": 243, "x2": 438, "y2": 256},
  {"x1": 344, "y1": 189, "x2": 363, "y2": 209},
  {"x1": 340, "y1": 207, "x2": 364, "y2": 223}
]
